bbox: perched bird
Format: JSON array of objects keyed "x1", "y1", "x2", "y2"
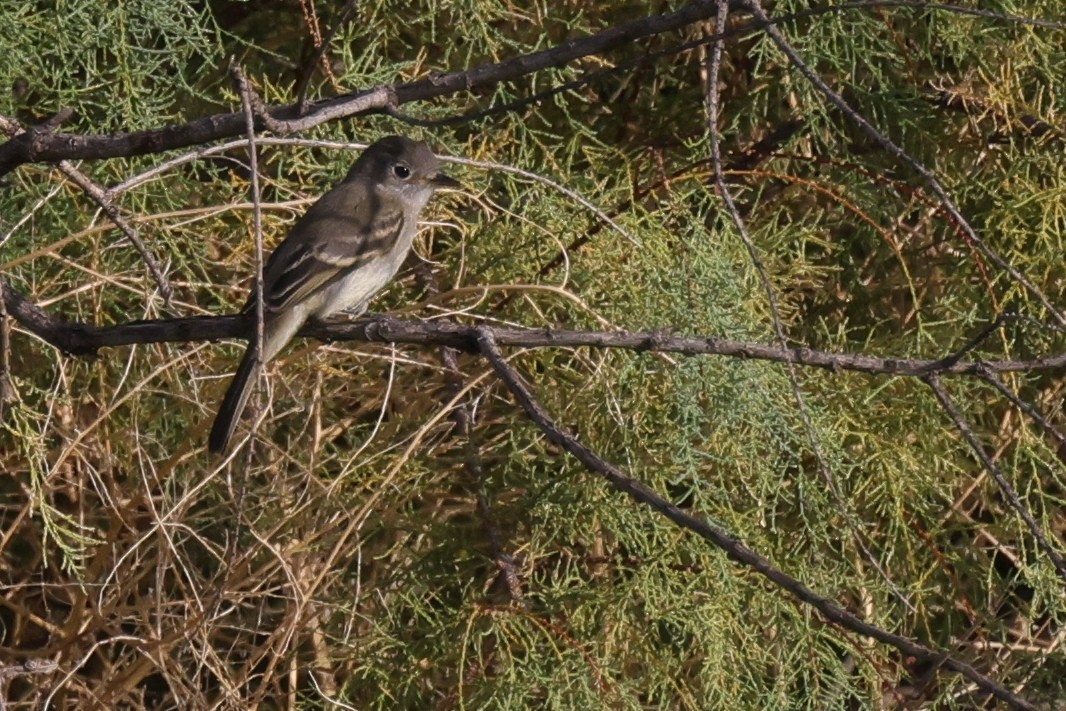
[{"x1": 208, "y1": 135, "x2": 458, "y2": 454}]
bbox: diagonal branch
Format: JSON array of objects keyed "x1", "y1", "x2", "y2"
[
  {"x1": 741, "y1": 0, "x2": 1066, "y2": 328},
  {"x1": 976, "y1": 370, "x2": 1066, "y2": 454},
  {"x1": 1, "y1": 1, "x2": 1059, "y2": 178},
  {"x1": 56, "y1": 162, "x2": 174, "y2": 306},
  {"x1": 474, "y1": 326, "x2": 1038, "y2": 711},
  {"x1": 924, "y1": 375, "x2": 1066, "y2": 584},
  {"x1": 0, "y1": 113, "x2": 174, "y2": 304}
]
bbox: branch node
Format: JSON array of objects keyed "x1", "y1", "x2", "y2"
[
  {"x1": 38, "y1": 107, "x2": 74, "y2": 133},
  {"x1": 230, "y1": 61, "x2": 290, "y2": 135}
]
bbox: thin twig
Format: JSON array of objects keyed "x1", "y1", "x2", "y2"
[
  {"x1": 0, "y1": 656, "x2": 60, "y2": 711},
  {"x1": 0, "y1": 282, "x2": 13, "y2": 409},
  {"x1": 443, "y1": 345, "x2": 526, "y2": 604},
  {"x1": 742, "y1": 0, "x2": 1065, "y2": 328},
  {"x1": 294, "y1": 0, "x2": 358, "y2": 114},
  {"x1": 976, "y1": 370, "x2": 1066, "y2": 455},
  {"x1": 232, "y1": 64, "x2": 268, "y2": 457},
  {"x1": 0, "y1": 103, "x2": 174, "y2": 303},
  {"x1": 924, "y1": 375, "x2": 1066, "y2": 584},
  {"x1": 448, "y1": 154, "x2": 638, "y2": 247},
  {"x1": 56, "y1": 162, "x2": 174, "y2": 306},
  {"x1": 415, "y1": 249, "x2": 526, "y2": 605},
  {"x1": 928, "y1": 313, "x2": 1014, "y2": 370}
]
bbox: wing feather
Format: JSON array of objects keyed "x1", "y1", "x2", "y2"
[{"x1": 260, "y1": 209, "x2": 406, "y2": 312}]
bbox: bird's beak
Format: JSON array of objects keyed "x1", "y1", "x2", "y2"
[{"x1": 429, "y1": 172, "x2": 461, "y2": 189}]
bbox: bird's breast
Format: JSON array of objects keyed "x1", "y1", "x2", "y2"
[{"x1": 314, "y1": 219, "x2": 418, "y2": 318}]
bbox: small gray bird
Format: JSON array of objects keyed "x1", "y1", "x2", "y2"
[{"x1": 208, "y1": 135, "x2": 457, "y2": 454}]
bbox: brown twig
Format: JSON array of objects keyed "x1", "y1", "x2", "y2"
[
  {"x1": 293, "y1": 0, "x2": 356, "y2": 114},
  {"x1": 415, "y1": 250, "x2": 526, "y2": 605},
  {"x1": 741, "y1": 0, "x2": 1066, "y2": 328},
  {"x1": 924, "y1": 375, "x2": 1066, "y2": 584},
  {"x1": 56, "y1": 162, "x2": 174, "y2": 306},
  {"x1": 0, "y1": 657, "x2": 59, "y2": 711},
  {"x1": 0, "y1": 283, "x2": 14, "y2": 409},
  {"x1": 231, "y1": 63, "x2": 269, "y2": 453},
  {"x1": 976, "y1": 370, "x2": 1066, "y2": 454},
  {"x1": 441, "y1": 345, "x2": 525, "y2": 605}
]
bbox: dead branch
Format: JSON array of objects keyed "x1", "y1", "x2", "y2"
[
  {"x1": 2, "y1": 279, "x2": 1064, "y2": 377},
  {"x1": 0, "y1": 0, "x2": 738, "y2": 176}
]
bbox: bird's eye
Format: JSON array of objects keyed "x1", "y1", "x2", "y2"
[{"x1": 393, "y1": 164, "x2": 411, "y2": 179}]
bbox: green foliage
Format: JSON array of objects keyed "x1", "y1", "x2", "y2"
[
  {"x1": 0, "y1": 0, "x2": 222, "y2": 129},
  {"x1": 2, "y1": 0, "x2": 1065, "y2": 709}
]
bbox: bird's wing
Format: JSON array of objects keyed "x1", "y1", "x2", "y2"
[{"x1": 253, "y1": 192, "x2": 406, "y2": 313}]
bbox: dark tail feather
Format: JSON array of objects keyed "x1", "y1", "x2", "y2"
[{"x1": 208, "y1": 346, "x2": 259, "y2": 454}]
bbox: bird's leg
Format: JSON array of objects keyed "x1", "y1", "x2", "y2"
[
  {"x1": 341, "y1": 302, "x2": 369, "y2": 318},
  {"x1": 314, "y1": 302, "x2": 378, "y2": 325},
  {"x1": 341, "y1": 303, "x2": 390, "y2": 320}
]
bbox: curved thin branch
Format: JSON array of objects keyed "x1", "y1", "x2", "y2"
[
  {"x1": 925, "y1": 375, "x2": 1066, "y2": 584},
  {"x1": 742, "y1": 0, "x2": 1066, "y2": 328}
]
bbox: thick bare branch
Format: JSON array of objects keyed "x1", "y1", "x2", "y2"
[
  {"x1": 2, "y1": 279, "x2": 1063, "y2": 376},
  {"x1": 2, "y1": 1, "x2": 1059, "y2": 178}
]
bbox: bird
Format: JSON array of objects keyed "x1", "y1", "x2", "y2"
[{"x1": 208, "y1": 135, "x2": 458, "y2": 454}]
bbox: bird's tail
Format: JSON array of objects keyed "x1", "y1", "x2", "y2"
[{"x1": 208, "y1": 345, "x2": 259, "y2": 454}]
